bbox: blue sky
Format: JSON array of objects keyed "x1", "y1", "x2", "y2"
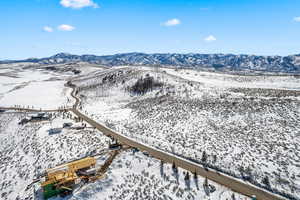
[{"x1": 1, "y1": 0, "x2": 300, "y2": 59}]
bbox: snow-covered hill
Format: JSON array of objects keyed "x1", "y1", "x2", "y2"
[{"x1": 76, "y1": 66, "x2": 300, "y2": 199}]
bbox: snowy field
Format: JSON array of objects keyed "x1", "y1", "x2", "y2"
[
  {"x1": 0, "y1": 63, "x2": 69, "y2": 109},
  {"x1": 164, "y1": 68, "x2": 300, "y2": 90},
  {"x1": 0, "y1": 112, "x2": 249, "y2": 200},
  {"x1": 0, "y1": 80, "x2": 71, "y2": 109},
  {"x1": 77, "y1": 66, "x2": 300, "y2": 199},
  {"x1": 0, "y1": 112, "x2": 110, "y2": 200},
  {"x1": 0, "y1": 62, "x2": 102, "y2": 109}
]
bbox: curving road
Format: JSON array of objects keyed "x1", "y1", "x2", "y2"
[{"x1": 67, "y1": 82, "x2": 286, "y2": 200}]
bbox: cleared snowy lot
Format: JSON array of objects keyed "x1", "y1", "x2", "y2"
[{"x1": 77, "y1": 66, "x2": 300, "y2": 199}]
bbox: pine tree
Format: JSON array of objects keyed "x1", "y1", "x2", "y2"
[
  {"x1": 201, "y1": 151, "x2": 208, "y2": 163},
  {"x1": 204, "y1": 177, "x2": 208, "y2": 187},
  {"x1": 184, "y1": 172, "x2": 190, "y2": 181},
  {"x1": 193, "y1": 172, "x2": 197, "y2": 179},
  {"x1": 172, "y1": 162, "x2": 176, "y2": 169},
  {"x1": 231, "y1": 193, "x2": 235, "y2": 200},
  {"x1": 213, "y1": 155, "x2": 217, "y2": 163},
  {"x1": 262, "y1": 175, "x2": 271, "y2": 188}
]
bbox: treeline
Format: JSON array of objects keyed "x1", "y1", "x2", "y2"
[{"x1": 128, "y1": 74, "x2": 163, "y2": 95}]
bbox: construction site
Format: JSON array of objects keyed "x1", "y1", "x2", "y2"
[{"x1": 28, "y1": 142, "x2": 123, "y2": 199}]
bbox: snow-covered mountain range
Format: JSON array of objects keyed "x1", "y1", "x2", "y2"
[{"x1": 2, "y1": 52, "x2": 300, "y2": 73}]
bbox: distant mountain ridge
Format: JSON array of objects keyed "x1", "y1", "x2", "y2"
[{"x1": 2, "y1": 52, "x2": 300, "y2": 73}]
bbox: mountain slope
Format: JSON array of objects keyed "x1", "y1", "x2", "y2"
[{"x1": 1, "y1": 52, "x2": 300, "y2": 73}]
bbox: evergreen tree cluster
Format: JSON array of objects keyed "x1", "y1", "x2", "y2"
[{"x1": 130, "y1": 74, "x2": 163, "y2": 95}]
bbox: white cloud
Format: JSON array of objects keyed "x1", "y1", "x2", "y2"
[
  {"x1": 58, "y1": 24, "x2": 75, "y2": 31},
  {"x1": 293, "y1": 17, "x2": 300, "y2": 22},
  {"x1": 163, "y1": 18, "x2": 181, "y2": 27},
  {"x1": 204, "y1": 35, "x2": 217, "y2": 42},
  {"x1": 60, "y1": 0, "x2": 99, "y2": 9},
  {"x1": 43, "y1": 26, "x2": 53, "y2": 32}
]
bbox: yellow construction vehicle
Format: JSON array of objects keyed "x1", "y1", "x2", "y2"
[
  {"x1": 40, "y1": 149, "x2": 121, "y2": 199},
  {"x1": 41, "y1": 157, "x2": 97, "y2": 199}
]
